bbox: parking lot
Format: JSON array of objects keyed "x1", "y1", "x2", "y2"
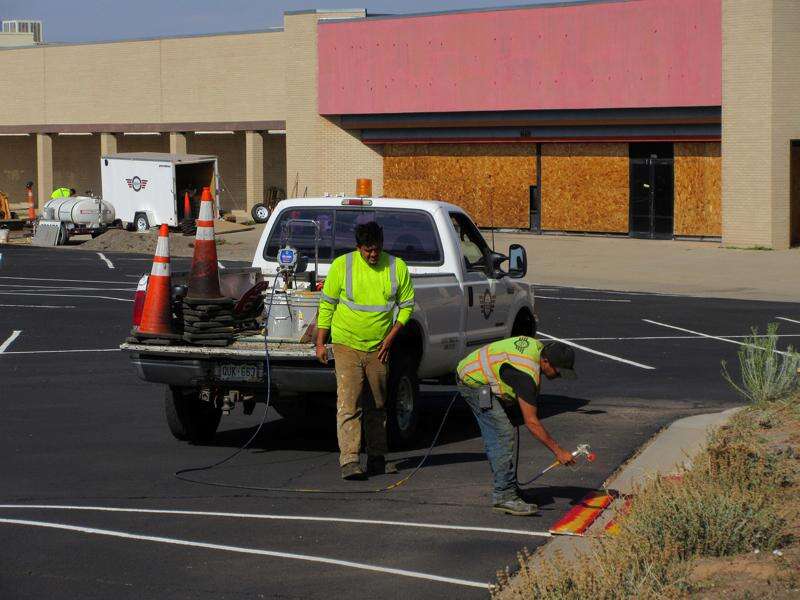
[{"x1": 1, "y1": 246, "x2": 799, "y2": 599}]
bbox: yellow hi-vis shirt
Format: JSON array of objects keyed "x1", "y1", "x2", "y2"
[
  {"x1": 50, "y1": 187, "x2": 72, "y2": 199},
  {"x1": 317, "y1": 250, "x2": 415, "y2": 352}
]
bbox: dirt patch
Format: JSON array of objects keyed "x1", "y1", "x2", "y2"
[
  {"x1": 688, "y1": 545, "x2": 800, "y2": 598},
  {"x1": 74, "y1": 223, "x2": 261, "y2": 261}
]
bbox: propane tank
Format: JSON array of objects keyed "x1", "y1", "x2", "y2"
[{"x1": 43, "y1": 196, "x2": 115, "y2": 226}]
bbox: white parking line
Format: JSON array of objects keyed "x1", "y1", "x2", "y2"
[
  {"x1": 0, "y1": 330, "x2": 22, "y2": 353},
  {"x1": 0, "y1": 518, "x2": 489, "y2": 589},
  {"x1": 643, "y1": 319, "x2": 792, "y2": 356},
  {"x1": 0, "y1": 304, "x2": 76, "y2": 309},
  {"x1": 534, "y1": 296, "x2": 631, "y2": 303},
  {"x1": 538, "y1": 330, "x2": 656, "y2": 370},
  {"x1": 97, "y1": 253, "x2": 115, "y2": 269},
  {"x1": 561, "y1": 334, "x2": 800, "y2": 341},
  {"x1": 776, "y1": 316, "x2": 800, "y2": 326},
  {"x1": 2, "y1": 348, "x2": 121, "y2": 355},
  {"x1": 0, "y1": 504, "x2": 552, "y2": 538},
  {"x1": 0, "y1": 292, "x2": 133, "y2": 303},
  {"x1": 0, "y1": 276, "x2": 133, "y2": 285},
  {"x1": 0, "y1": 284, "x2": 136, "y2": 291}
]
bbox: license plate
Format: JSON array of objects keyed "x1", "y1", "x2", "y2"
[{"x1": 215, "y1": 363, "x2": 263, "y2": 382}]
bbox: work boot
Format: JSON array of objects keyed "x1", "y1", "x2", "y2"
[
  {"x1": 341, "y1": 461, "x2": 366, "y2": 481},
  {"x1": 492, "y1": 497, "x2": 538, "y2": 516},
  {"x1": 366, "y1": 455, "x2": 398, "y2": 476}
]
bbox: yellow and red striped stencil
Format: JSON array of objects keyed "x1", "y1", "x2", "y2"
[{"x1": 549, "y1": 490, "x2": 616, "y2": 536}]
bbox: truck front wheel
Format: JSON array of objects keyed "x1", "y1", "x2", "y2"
[
  {"x1": 387, "y1": 358, "x2": 420, "y2": 447},
  {"x1": 165, "y1": 386, "x2": 221, "y2": 443}
]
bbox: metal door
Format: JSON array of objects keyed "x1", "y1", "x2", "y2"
[{"x1": 629, "y1": 158, "x2": 674, "y2": 238}]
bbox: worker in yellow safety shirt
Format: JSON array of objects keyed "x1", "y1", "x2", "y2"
[
  {"x1": 50, "y1": 187, "x2": 76, "y2": 199},
  {"x1": 457, "y1": 336, "x2": 577, "y2": 516},
  {"x1": 316, "y1": 221, "x2": 415, "y2": 480}
]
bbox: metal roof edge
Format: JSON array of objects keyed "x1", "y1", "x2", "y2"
[
  {"x1": 317, "y1": 0, "x2": 639, "y2": 25},
  {"x1": 0, "y1": 27, "x2": 283, "y2": 51}
]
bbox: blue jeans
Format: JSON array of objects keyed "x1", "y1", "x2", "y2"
[{"x1": 459, "y1": 384, "x2": 518, "y2": 504}]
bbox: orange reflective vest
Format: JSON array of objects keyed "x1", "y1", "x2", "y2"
[{"x1": 457, "y1": 336, "x2": 543, "y2": 399}]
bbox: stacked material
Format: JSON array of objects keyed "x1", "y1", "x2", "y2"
[{"x1": 182, "y1": 297, "x2": 235, "y2": 346}]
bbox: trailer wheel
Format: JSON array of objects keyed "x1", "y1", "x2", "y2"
[
  {"x1": 134, "y1": 212, "x2": 150, "y2": 232},
  {"x1": 165, "y1": 386, "x2": 221, "y2": 443},
  {"x1": 387, "y1": 357, "x2": 420, "y2": 448},
  {"x1": 251, "y1": 203, "x2": 270, "y2": 223}
]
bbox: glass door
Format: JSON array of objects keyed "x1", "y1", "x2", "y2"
[
  {"x1": 629, "y1": 158, "x2": 674, "y2": 238},
  {"x1": 630, "y1": 160, "x2": 653, "y2": 237}
]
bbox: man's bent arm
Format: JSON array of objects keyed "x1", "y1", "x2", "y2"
[{"x1": 517, "y1": 397, "x2": 574, "y2": 464}]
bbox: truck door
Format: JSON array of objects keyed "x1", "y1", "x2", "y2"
[{"x1": 449, "y1": 212, "x2": 504, "y2": 348}]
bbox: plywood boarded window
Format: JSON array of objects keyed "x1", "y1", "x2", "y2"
[
  {"x1": 383, "y1": 143, "x2": 536, "y2": 228},
  {"x1": 673, "y1": 142, "x2": 721, "y2": 237},
  {"x1": 540, "y1": 143, "x2": 629, "y2": 233}
]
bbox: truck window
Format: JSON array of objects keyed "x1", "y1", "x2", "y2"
[
  {"x1": 449, "y1": 212, "x2": 489, "y2": 271},
  {"x1": 334, "y1": 209, "x2": 443, "y2": 265},
  {"x1": 264, "y1": 208, "x2": 334, "y2": 261}
]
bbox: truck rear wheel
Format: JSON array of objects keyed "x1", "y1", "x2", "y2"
[
  {"x1": 165, "y1": 386, "x2": 221, "y2": 443},
  {"x1": 387, "y1": 357, "x2": 420, "y2": 447}
]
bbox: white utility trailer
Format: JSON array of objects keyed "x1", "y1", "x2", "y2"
[{"x1": 100, "y1": 153, "x2": 219, "y2": 231}]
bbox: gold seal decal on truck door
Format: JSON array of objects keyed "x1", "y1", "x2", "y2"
[{"x1": 480, "y1": 290, "x2": 495, "y2": 319}]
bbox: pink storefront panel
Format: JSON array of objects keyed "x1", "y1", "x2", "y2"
[{"x1": 318, "y1": 0, "x2": 721, "y2": 115}]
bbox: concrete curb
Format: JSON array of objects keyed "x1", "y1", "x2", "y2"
[{"x1": 534, "y1": 406, "x2": 744, "y2": 561}]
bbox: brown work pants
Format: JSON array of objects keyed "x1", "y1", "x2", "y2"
[{"x1": 333, "y1": 344, "x2": 388, "y2": 466}]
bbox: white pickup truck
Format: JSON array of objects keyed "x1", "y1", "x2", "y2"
[{"x1": 121, "y1": 197, "x2": 536, "y2": 445}]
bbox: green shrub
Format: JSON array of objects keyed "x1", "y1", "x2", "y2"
[{"x1": 722, "y1": 323, "x2": 800, "y2": 405}]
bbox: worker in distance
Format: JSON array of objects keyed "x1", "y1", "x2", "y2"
[
  {"x1": 316, "y1": 221, "x2": 415, "y2": 480},
  {"x1": 457, "y1": 336, "x2": 577, "y2": 516}
]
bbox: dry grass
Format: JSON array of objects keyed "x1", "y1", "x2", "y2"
[{"x1": 492, "y1": 399, "x2": 800, "y2": 600}]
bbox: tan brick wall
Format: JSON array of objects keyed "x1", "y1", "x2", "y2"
[
  {"x1": 770, "y1": 0, "x2": 800, "y2": 248},
  {"x1": 53, "y1": 135, "x2": 101, "y2": 196},
  {"x1": 722, "y1": 0, "x2": 799, "y2": 249},
  {"x1": 284, "y1": 11, "x2": 383, "y2": 198},
  {"x1": 190, "y1": 132, "x2": 246, "y2": 212},
  {"x1": 0, "y1": 136, "x2": 35, "y2": 205},
  {"x1": 264, "y1": 133, "x2": 287, "y2": 195},
  {"x1": 117, "y1": 133, "x2": 169, "y2": 153},
  {"x1": 44, "y1": 41, "x2": 163, "y2": 124},
  {"x1": 0, "y1": 31, "x2": 286, "y2": 127},
  {"x1": 0, "y1": 48, "x2": 45, "y2": 124},
  {"x1": 161, "y1": 32, "x2": 286, "y2": 123}
]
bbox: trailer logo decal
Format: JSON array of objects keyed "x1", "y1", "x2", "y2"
[
  {"x1": 125, "y1": 176, "x2": 148, "y2": 192},
  {"x1": 480, "y1": 290, "x2": 495, "y2": 319}
]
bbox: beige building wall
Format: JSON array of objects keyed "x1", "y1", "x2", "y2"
[
  {"x1": 53, "y1": 134, "x2": 101, "y2": 195},
  {"x1": 161, "y1": 32, "x2": 286, "y2": 123},
  {"x1": 284, "y1": 10, "x2": 383, "y2": 198},
  {"x1": 0, "y1": 136, "x2": 35, "y2": 206},
  {"x1": 722, "y1": 0, "x2": 799, "y2": 249},
  {"x1": 0, "y1": 31, "x2": 286, "y2": 127},
  {"x1": 190, "y1": 132, "x2": 246, "y2": 211}
]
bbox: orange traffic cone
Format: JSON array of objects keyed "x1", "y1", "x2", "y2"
[
  {"x1": 26, "y1": 183, "x2": 35, "y2": 221},
  {"x1": 186, "y1": 187, "x2": 223, "y2": 300},
  {"x1": 183, "y1": 191, "x2": 192, "y2": 221},
  {"x1": 138, "y1": 224, "x2": 175, "y2": 336}
]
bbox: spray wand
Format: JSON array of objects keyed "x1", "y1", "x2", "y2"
[{"x1": 519, "y1": 443, "x2": 597, "y2": 486}]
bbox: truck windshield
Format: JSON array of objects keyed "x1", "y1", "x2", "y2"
[{"x1": 264, "y1": 207, "x2": 442, "y2": 265}]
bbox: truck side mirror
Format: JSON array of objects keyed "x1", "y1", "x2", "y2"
[{"x1": 508, "y1": 244, "x2": 527, "y2": 279}]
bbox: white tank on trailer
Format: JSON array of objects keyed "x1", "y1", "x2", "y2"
[{"x1": 43, "y1": 196, "x2": 116, "y2": 226}]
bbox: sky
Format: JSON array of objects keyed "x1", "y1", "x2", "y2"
[{"x1": 0, "y1": 0, "x2": 577, "y2": 43}]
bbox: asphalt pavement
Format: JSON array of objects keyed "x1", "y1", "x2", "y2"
[{"x1": 1, "y1": 246, "x2": 799, "y2": 599}]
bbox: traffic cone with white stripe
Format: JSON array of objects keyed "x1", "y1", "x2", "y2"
[
  {"x1": 137, "y1": 224, "x2": 176, "y2": 337},
  {"x1": 186, "y1": 187, "x2": 223, "y2": 300}
]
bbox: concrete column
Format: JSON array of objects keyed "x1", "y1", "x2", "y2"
[
  {"x1": 36, "y1": 133, "x2": 53, "y2": 209},
  {"x1": 100, "y1": 132, "x2": 118, "y2": 155},
  {"x1": 245, "y1": 130, "x2": 264, "y2": 213},
  {"x1": 169, "y1": 131, "x2": 188, "y2": 154}
]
